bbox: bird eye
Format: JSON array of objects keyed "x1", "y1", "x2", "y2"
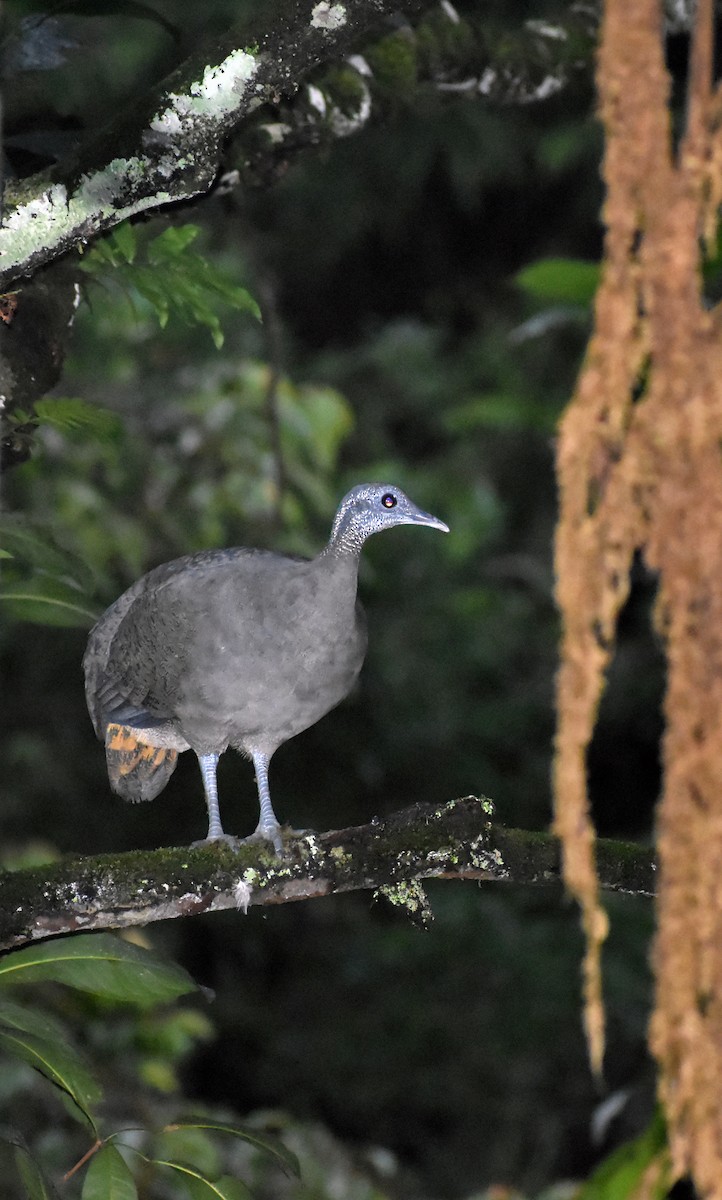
[{"x1": 381, "y1": 493, "x2": 397, "y2": 509}]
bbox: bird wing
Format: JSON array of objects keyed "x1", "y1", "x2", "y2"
[
  {"x1": 84, "y1": 575, "x2": 183, "y2": 800},
  {"x1": 84, "y1": 548, "x2": 255, "y2": 737},
  {"x1": 83, "y1": 553, "x2": 199, "y2": 736},
  {"x1": 83, "y1": 575, "x2": 151, "y2": 738}
]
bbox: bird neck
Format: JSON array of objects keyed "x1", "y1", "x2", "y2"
[
  {"x1": 321, "y1": 508, "x2": 369, "y2": 558},
  {"x1": 320, "y1": 524, "x2": 366, "y2": 558}
]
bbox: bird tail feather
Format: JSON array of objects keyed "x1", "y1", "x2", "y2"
[{"x1": 105, "y1": 723, "x2": 178, "y2": 802}]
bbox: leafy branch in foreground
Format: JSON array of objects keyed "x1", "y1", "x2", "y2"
[
  {"x1": 0, "y1": 932, "x2": 299, "y2": 1197},
  {"x1": 0, "y1": 513, "x2": 100, "y2": 628},
  {"x1": 80, "y1": 223, "x2": 260, "y2": 349}
]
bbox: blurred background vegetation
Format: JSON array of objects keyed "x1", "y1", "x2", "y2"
[{"x1": 0, "y1": 0, "x2": 668, "y2": 1195}]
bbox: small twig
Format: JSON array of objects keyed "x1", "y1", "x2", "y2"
[{"x1": 63, "y1": 1138, "x2": 103, "y2": 1182}]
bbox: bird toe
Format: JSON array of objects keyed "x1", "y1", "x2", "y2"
[
  {"x1": 190, "y1": 833, "x2": 243, "y2": 851},
  {"x1": 245, "y1": 821, "x2": 284, "y2": 855}
]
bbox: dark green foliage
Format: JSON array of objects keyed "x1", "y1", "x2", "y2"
[
  {"x1": 516, "y1": 256, "x2": 600, "y2": 306},
  {"x1": 33, "y1": 398, "x2": 123, "y2": 442},
  {"x1": 81, "y1": 1145, "x2": 137, "y2": 1200},
  {"x1": 0, "y1": 933, "x2": 197, "y2": 1006},
  {"x1": 0, "y1": 934, "x2": 196, "y2": 1132},
  {"x1": 0, "y1": 0, "x2": 660, "y2": 1195},
  {"x1": 80, "y1": 224, "x2": 260, "y2": 349},
  {"x1": 12, "y1": 1140, "x2": 60, "y2": 1200},
  {"x1": 577, "y1": 1110, "x2": 671, "y2": 1199},
  {"x1": 0, "y1": 514, "x2": 100, "y2": 628},
  {"x1": 0, "y1": 933, "x2": 300, "y2": 1197}
]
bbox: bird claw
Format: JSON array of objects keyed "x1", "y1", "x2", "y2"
[
  {"x1": 244, "y1": 822, "x2": 284, "y2": 855},
  {"x1": 191, "y1": 832, "x2": 243, "y2": 850},
  {"x1": 190, "y1": 828, "x2": 285, "y2": 855}
]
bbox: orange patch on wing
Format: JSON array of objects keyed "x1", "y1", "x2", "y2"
[{"x1": 105, "y1": 722, "x2": 177, "y2": 778}]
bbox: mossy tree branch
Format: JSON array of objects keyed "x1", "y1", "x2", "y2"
[
  {"x1": 0, "y1": 796, "x2": 656, "y2": 954},
  {"x1": 0, "y1": 0, "x2": 423, "y2": 293},
  {"x1": 0, "y1": 1, "x2": 600, "y2": 453},
  {"x1": 0, "y1": 2, "x2": 599, "y2": 292}
]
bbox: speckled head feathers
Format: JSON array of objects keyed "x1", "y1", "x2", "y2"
[{"x1": 327, "y1": 483, "x2": 449, "y2": 553}]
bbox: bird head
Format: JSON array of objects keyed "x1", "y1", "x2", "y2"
[{"x1": 329, "y1": 483, "x2": 449, "y2": 551}]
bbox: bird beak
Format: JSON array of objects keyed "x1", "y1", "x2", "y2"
[{"x1": 406, "y1": 507, "x2": 450, "y2": 534}]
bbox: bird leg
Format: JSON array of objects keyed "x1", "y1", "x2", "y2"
[
  {"x1": 195, "y1": 752, "x2": 232, "y2": 843},
  {"x1": 250, "y1": 749, "x2": 283, "y2": 853}
]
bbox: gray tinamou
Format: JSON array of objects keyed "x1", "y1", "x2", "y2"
[{"x1": 84, "y1": 483, "x2": 448, "y2": 851}]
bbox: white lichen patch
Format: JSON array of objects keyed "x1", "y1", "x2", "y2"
[
  {"x1": 1, "y1": 49, "x2": 259, "y2": 278},
  {"x1": 477, "y1": 67, "x2": 498, "y2": 96},
  {"x1": 525, "y1": 75, "x2": 564, "y2": 102},
  {"x1": 329, "y1": 80, "x2": 372, "y2": 138},
  {"x1": 425, "y1": 846, "x2": 459, "y2": 867},
  {"x1": 301, "y1": 832, "x2": 322, "y2": 853},
  {"x1": 307, "y1": 84, "x2": 327, "y2": 115},
  {"x1": 525, "y1": 19, "x2": 568, "y2": 40},
  {"x1": 311, "y1": 2, "x2": 347, "y2": 31},
  {"x1": 152, "y1": 49, "x2": 260, "y2": 131},
  {"x1": 346, "y1": 54, "x2": 372, "y2": 77},
  {"x1": 469, "y1": 837, "x2": 506, "y2": 875},
  {"x1": 0, "y1": 163, "x2": 173, "y2": 273},
  {"x1": 260, "y1": 121, "x2": 293, "y2": 144},
  {"x1": 2, "y1": 182, "x2": 68, "y2": 236},
  {"x1": 440, "y1": 0, "x2": 461, "y2": 23},
  {"x1": 376, "y1": 880, "x2": 433, "y2": 922}
]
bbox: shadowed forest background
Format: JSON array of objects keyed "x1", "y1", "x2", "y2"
[{"x1": 0, "y1": 1, "x2": 672, "y2": 1195}]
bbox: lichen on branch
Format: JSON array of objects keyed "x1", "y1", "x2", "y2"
[
  {"x1": 0, "y1": 797, "x2": 656, "y2": 955},
  {"x1": 0, "y1": 0, "x2": 428, "y2": 292}
]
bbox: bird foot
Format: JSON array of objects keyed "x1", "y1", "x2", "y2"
[
  {"x1": 244, "y1": 821, "x2": 284, "y2": 855},
  {"x1": 192, "y1": 825, "x2": 311, "y2": 856},
  {"x1": 191, "y1": 832, "x2": 243, "y2": 850},
  {"x1": 247, "y1": 824, "x2": 316, "y2": 853}
]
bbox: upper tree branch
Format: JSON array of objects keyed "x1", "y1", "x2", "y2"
[
  {"x1": 0, "y1": 2, "x2": 601, "y2": 295},
  {"x1": 0, "y1": 0, "x2": 427, "y2": 292},
  {"x1": 0, "y1": 797, "x2": 656, "y2": 954}
]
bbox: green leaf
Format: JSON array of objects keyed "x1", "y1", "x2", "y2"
[
  {"x1": 0, "y1": 514, "x2": 95, "y2": 591},
  {"x1": 147, "y1": 225, "x2": 201, "y2": 259},
  {"x1": 0, "y1": 513, "x2": 97, "y2": 627},
  {"x1": 150, "y1": 1126, "x2": 220, "y2": 1179},
  {"x1": 82, "y1": 1144, "x2": 137, "y2": 1200},
  {"x1": 34, "y1": 397, "x2": 122, "y2": 442},
  {"x1": 0, "y1": 996, "x2": 78, "y2": 1044},
  {"x1": 0, "y1": 576, "x2": 99, "y2": 627},
  {"x1": 155, "y1": 1161, "x2": 250, "y2": 1200},
  {"x1": 515, "y1": 257, "x2": 600, "y2": 305},
  {"x1": 163, "y1": 1120, "x2": 300, "y2": 1180},
  {"x1": 577, "y1": 1110, "x2": 672, "y2": 1199},
  {"x1": 443, "y1": 393, "x2": 557, "y2": 435},
  {"x1": 80, "y1": 222, "x2": 260, "y2": 346},
  {"x1": 0, "y1": 1027, "x2": 101, "y2": 1128},
  {"x1": 0, "y1": 933, "x2": 197, "y2": 1008},
  {"x1": 108, "y1": 220, "x2": 137, "y2": 264},
  {"x1": 7, "y1": 1139, "x2": 60, "y2": 1200}
]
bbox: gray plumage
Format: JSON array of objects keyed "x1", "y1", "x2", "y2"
[{"x1": 84, "y1": 483, "x2": 448, "y2": 851}]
